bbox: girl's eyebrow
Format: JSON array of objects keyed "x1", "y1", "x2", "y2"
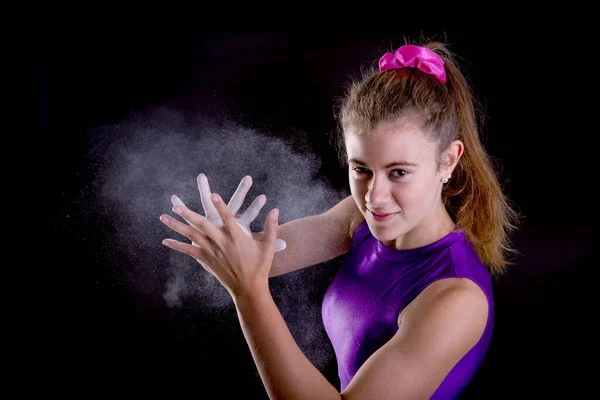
[{"x1": 348, "y1": 158, "x2": 418, "y2": 168}]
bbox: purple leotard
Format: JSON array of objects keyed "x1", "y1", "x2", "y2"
[{"x1": 322, "y1": 221, "x2": 494, "y2": 399}]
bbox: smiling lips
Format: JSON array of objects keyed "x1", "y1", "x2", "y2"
[
  {"x1": 369, "y1": 210, "x2": 398, "y2": 221},
  {"x1": 371, "y1": 211, "x2": 392, "y2": 217},
  {"x1": 369, "y1": 209, "x2": 398, "y2": 216}
]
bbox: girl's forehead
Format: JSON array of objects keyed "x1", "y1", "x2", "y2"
[{"x1": 345, "y1": 126, "x2": 436, "y2": 164}]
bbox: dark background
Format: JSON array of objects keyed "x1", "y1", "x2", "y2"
[{"x1": 45, "y1": 26, "x2": 587, "y2": 398}]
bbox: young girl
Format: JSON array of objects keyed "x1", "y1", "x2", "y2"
[{"x1": 159, "y1": 40, "x2": 519, "y2": 399}]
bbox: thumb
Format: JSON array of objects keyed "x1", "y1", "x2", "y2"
[{"x1": 263, "y1": 208, "x2": 279, "y2": 248}]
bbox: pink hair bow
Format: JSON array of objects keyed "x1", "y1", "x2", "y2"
[{"x1": 379, "y1": 45, "x2": 447, "y2": 84}]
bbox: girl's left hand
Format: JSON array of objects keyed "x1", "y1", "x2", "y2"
[{"x1": 160, "y1": 193, "x2": 280, "y2": 299}]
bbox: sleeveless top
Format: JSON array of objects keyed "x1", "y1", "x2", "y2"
[{"x1": 321, "y1": 221, "x2": 494, "y2": 399}]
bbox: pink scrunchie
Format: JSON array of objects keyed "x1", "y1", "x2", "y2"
[{"x1": 379, "y1": 45, "x2": 447, "y2": 84}]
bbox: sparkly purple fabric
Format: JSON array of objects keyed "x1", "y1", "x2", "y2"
[{"x1": 322, "y1": 221, "x2": 494, "y2": 399}]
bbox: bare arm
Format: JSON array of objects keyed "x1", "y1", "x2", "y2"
[
  {"x1": 234, "y1": 289, "x2": 341, "y2": 400},
  {"x1": 253, "y1": 195, "x2": 364, "y2": 278},
  {"x1": 340, "y1": 279, "x2": 489, "y2": 399}
]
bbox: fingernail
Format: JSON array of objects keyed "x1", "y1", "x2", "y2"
[{"x1": 211, "y1": 193, "x2": 220, "y2": 203}]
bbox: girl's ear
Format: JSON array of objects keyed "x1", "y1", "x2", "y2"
[{"x1": 443, "y1": 140, "x2": 464, "y2": 174}]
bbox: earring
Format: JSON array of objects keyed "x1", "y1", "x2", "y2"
[{"x1": 442, "y1": 173, "x2": 451, "y2": 184}]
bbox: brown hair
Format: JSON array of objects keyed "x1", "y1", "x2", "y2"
[{"x1": 331, "y1": 39, "x2": 520, "y2": 278}]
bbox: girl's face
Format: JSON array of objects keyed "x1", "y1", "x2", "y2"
[{"x1": 345, "y1": 119, "x2": 455, "y2": 250}]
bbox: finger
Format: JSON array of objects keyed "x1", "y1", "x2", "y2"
[
  {"x1": 197, "y1": 173, "x2": 219, "y2": 221},
  {"x1": 263, "y1": 208, "x2": 279, "y2": 252},
  {"x1": 275, "y1": 239, "x2": 287, "y2": 252},
  {"x1": 172, "y1": 205, "x2": 223, "y2": 241},
  {"x1": 162, "y1": 238, "x2": 208, "y2": 262},
  {"x1": 171, "y1": 195, "x2": 198, "y2": 228},
  {"x1": 237, "y1": 194, "x2": 266, "y2": 227},
  {"x1": 173, "y1": 206, "x2": 223, "y2": 241},
  {"x1": 227, "y1": 175, "x2": 253, "y2": 216},
  {"x1": 160, "y1": 212, "x2": 212, "y2": 248},
  {"x1": 210, "y1": 193, "x2": 238, "y2": 233}
]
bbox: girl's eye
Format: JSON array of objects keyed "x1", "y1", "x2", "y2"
[
  {"x1": 352, "y1": 168, "x2": 408, "y2": 177},
  {"x1": 392, "y1": 169, "x2": 408, "y2": 177}
]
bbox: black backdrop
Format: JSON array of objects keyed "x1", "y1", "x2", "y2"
[{"x1": 45, "y1": 27, "x2": 587, "y2": 398}]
